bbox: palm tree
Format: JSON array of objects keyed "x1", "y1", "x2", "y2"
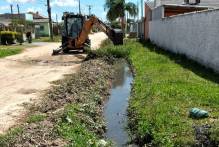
[{"x1": 104, "y1": 0, "x2": 138, "y2": 34}]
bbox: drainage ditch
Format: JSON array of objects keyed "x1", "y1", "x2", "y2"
[{"x1": 104, "y1": 60, "x2": 133, "y2": 146}]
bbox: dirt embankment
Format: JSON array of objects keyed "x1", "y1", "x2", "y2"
[
  {"x1": 0, "y1": 32, "x2": 107, "y2": 134},
  {"x1": 3, "y1": 59, "x2": 113, "y2": 146}
]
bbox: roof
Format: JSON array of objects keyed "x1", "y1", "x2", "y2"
[
  {"x1": 28, "y1": 12, "x2": 48, "y2": 19},
  {"x1": 155, "y1": 0, "x2": 219, "y2": 8},
  {"x1": 0, "y1": 13, "x2": 26, "y2": 19},
  {"x1": 33, "y1": 18, "x2": 49, "y2": 23},
  {"x1": 0, "y1": 21, "x2": 11, "y2": 26},
  {"x1": 145, "y1": 1, "x2": 155, "y2": 9},
  {"x1": 162, "y1": 3, "x2": 212, "y2": 9}
]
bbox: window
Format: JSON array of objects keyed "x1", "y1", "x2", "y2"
[{"x1": 40, "y1": 25, "x2": 44, "y2": 31}]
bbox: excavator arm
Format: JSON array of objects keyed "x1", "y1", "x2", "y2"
[{"x1": 75, "y1": 16, "x2": 123, "y2": 48}]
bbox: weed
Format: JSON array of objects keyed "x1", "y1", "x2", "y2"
[
  {"x1": 26, "y1": 114, "x2": 46, "y2": 123},
  {"x1": 0, "y1": 127, "x2": 23, "y2": 146}
]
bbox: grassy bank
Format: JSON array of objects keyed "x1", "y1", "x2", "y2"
[
  {"x1": 90, "y1": 39, "x2": 219, "y2": 146},
  {"x1": 0, "y1": 46, "x2": 23, "y2": 58},
  {"x1": 125, "y1": 41, "x2": 219, "y2": 146}
]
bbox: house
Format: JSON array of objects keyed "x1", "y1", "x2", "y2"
[
  {"x1": 0, "y1": 13, "x2": 35, "y2": 40},
  {"x1": 154, "y1": 0, "x2": 219, "y2": 8},
  {"x1": 28, "y1": 12, "x2": 51, "y2": 38},
  {"x1": 147, "y1": 0, "x2": 219, "y2": 72},
  {"x1": 151, "y1": 4, "x2": 211, "y2": 20},
  {"x1": 0, "y1": 13, "x2": 33, "y2": 27},
  {"x1": 144, "y1": 2, "x2": 154, "y2": 40},
  {"x1": 142, "y1": 0, "x2": 219, "y2": 40}
]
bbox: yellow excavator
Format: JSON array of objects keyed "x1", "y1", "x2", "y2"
[{"x1": 53, "y1": 12, "x2": 123, "y2": 55}]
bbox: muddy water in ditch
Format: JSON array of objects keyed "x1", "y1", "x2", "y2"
[{"x1": 104, "y1": 61, "x2": 133, "y2": 146}]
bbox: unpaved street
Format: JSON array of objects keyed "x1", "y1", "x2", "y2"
[{"x1": 0, "y1": 32, "x2": 107, "y2": 134}]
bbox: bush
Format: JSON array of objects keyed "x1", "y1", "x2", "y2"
[
  {"x1": 0, "y1": 31, "x2": 17, "y2": 45},
  {"x1": 15, "y1": 33, "x2": 24, "y2": 44}
]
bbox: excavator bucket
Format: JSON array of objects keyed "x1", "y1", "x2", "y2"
[{"x1": 111, "y1": 29, "x2": 123, "y2": 45}]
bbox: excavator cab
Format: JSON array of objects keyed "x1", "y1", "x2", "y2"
[
  {"x1": 53, "y1": 12, "x2": 123, "y2": 55},
  {"x1": 60, "y1": 13, "x2": 90, "y2": 53}
]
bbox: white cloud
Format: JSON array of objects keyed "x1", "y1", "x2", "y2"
[
  {"x1": 0, "y1": 5, "x2": 9, "y2": 11},
  {"x1": 26, "y1": 7, "x2": 43, "y2": 13},
  {"x1": 51, "y1": 0, "x2": 78, "y2": 7},
  {"x1": 6, "y1": 0, "x2": 35, "y2": 3}
]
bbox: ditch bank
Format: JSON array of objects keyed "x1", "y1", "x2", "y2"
[{"x1": 0, "y1": 58, "x2": 115, "y2": 146}]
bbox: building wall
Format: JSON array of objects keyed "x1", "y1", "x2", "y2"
[
  {"x1": 149, "y1": 9, "x2": 219, "y2": 72},
  {"x1": 35, "y1": 22, "x2": 50, "y2": 37},
  {"x1": 157, "y1": 0, "x2": 219, "y2": 8},
  {"x1": 152, "y1": 6, "x2": 164, "y2": 20},
  {"x1": 137, "y1": 19, "x2": 144, "y2": 39},
  {"x1": 144, "y1": 4, "x2": 152, "y2": 40}
]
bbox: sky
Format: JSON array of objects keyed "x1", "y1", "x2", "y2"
[{"x1": 0, "y1": 0, "x2": 149, "y2": 22}]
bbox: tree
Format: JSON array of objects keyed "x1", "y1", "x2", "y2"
[{"x1": 104, "y1": 0, "x2": 138, "y2": 34}]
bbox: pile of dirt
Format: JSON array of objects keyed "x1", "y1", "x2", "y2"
[{"x1": 5, "y1": 59, "x2": 114, "y2": 146}]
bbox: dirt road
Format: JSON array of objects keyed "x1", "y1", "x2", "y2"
[{"x1": 0, "y1": 32, "x2": 107, "y2": 134}]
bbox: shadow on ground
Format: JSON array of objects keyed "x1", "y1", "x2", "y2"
[{"x1": 141, "y1": 41, "x2": 219, "y2": 84}]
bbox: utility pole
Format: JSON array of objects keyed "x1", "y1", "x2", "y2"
[
  {"x1": 56, "y1": 14, "x2": 58, "y2": 24},
  {"x1": 47, "y1": 0, "x2": 53, "y2": 40},
  {"x1": 141, "y1": 0, "x2": 143, "y2": 18},
  {"x1": 17, "y1": 4, "x2": 20, "y2": 14},
  {"x1": 56, "y1": 14, "x2": 59, "y2": 35},
  {"x1": 10, "y1": 4, "x2": 14, "y2": 31},
  {"x1": 87, "y1": 5, "x2": 92, "y2": 16},
  {"x1": 137, "y1": 0, "x2": 139, "y2": 20},
  {"x1": 79, "y1": 0, "x2": 81, "y2": 14},
  {"x1": 10, "y1": 4, "x2": 13, "y2": 14}
]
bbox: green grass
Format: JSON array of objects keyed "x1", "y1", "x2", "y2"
[
  {"x1": 87, "y1": 39, "x2": 130, "y2": 60},
  {"x1": 0, "y1": 127, "x2": 23, "y2": 146},
  {"x1": 57, "y1": 104, "x2": 99, "y2": 147},
  {"x1": 33, "y1": 36, "x2": 61, "y2": 42},
  {"x1": 125, "y1": 40, "x2": 219, "y2": 146},
  {"x1": 93, "y1": 39, "x2": 219, "y2": 146},
  {"x1": 0, "y1": 46, "x2": 23, "y2": 58},
  {"x1": 26, "y1": 114, "x2": 46, "y2": 123}
]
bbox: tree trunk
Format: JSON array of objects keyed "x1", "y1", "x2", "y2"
[{"x1": 120, "y1": 16, "x2": 125, "y2": 36}]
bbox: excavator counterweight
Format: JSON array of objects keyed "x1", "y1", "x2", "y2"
[{"x1": 53, "y1": 13, "x2": 123, "y2": 55}]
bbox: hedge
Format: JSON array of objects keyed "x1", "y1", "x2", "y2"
[{"x1": 0, "y1": 31, "x2": 23, "y2": 45}]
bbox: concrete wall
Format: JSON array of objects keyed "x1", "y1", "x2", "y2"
[
  {"x1": 149, "y1": 9, "x2": 219, "y2": 72},
  {"x1": 137, "y1": 19, "x2": 145, "y2": 39},
  {"x1": 152, "y1": 6, "x2": 164, "y2": 20}
]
